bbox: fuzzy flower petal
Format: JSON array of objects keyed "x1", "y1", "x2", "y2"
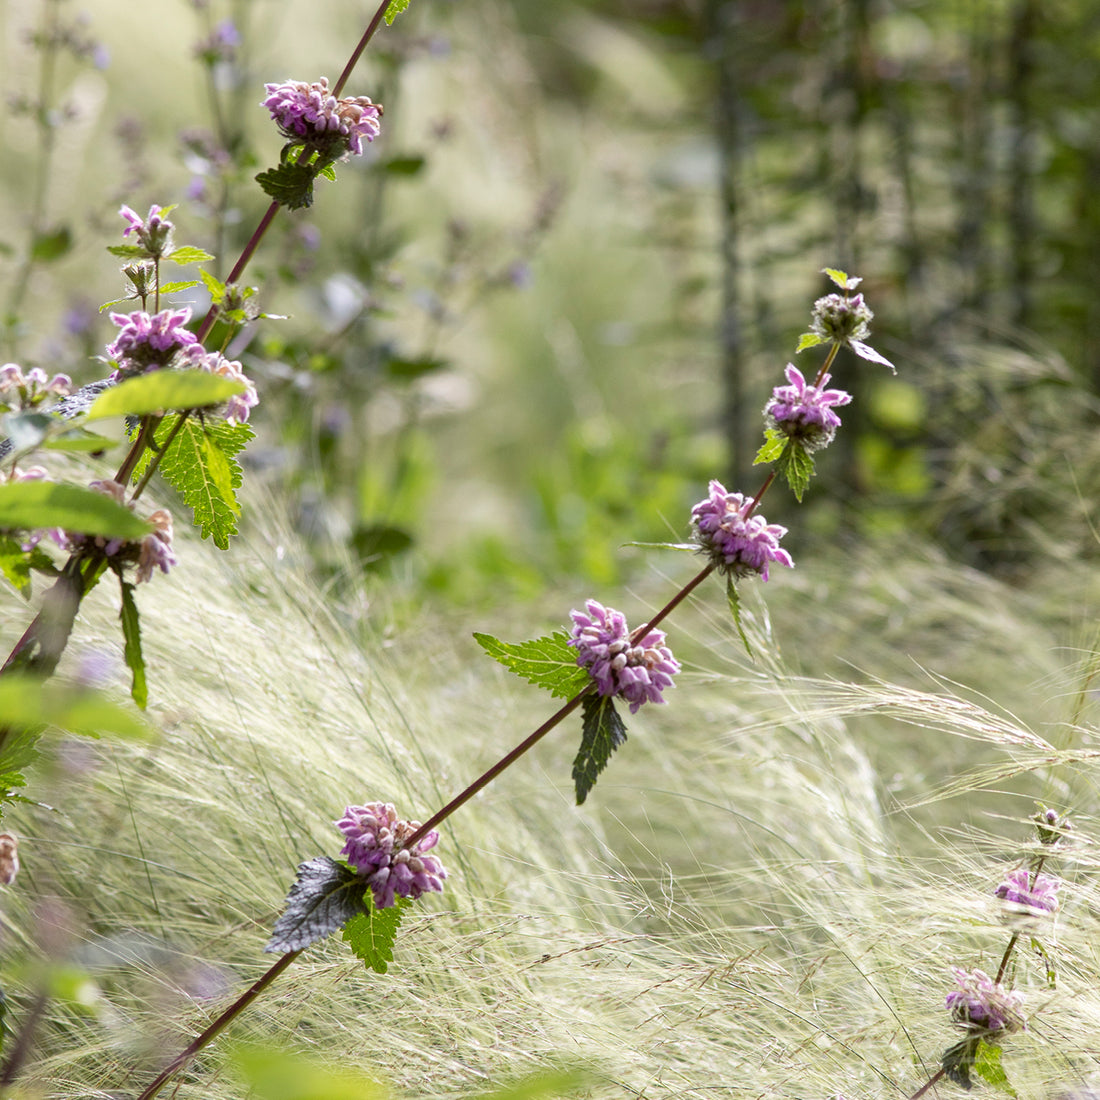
[
  {"x1": 336, "y1": 802, "x2": 447, "y2": 910},
  {"x1": 691, "y1": 479, "x2": 794, "y2": 580},
  {"x1": 994, "y1": 867, "x2": 1060, "y2": 914},
  {"x1": 765, "y1": 363, "x2": 851, "y2": 451},
  {"x1": 106, "y1": 308, "x2": 197, "y2": 377},
  {"x1": 568, "y1": 599, "x2": 680, "y2": 714},
  {"x1": 262, "y1": 77, "x2": 381, "y2": 159},
  {"x1": 945, "y1": 968, "x2": 1025, "y2": 1034}
]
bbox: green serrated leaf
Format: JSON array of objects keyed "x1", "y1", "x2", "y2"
[
  {"x1": 319, "y1": 163, "x2": 337, "y2": 182},
  {"x1": 106, "y1": 244, "x2": 149, "y2": 260},
  {"x1": 572, "y1": 694, "x2": 628, "y2": 805},
  {"x1": 753, "y1": 427, "x2": 787, "y2": 466},
  {"x1": 821, "y1": 267, "x2": 851, "y2": 288},
  {"x1": 973, "y1": 1040, "x2": 1015, "y2": 1096},
  {"x1": 266, "y1": 856, "x2": 370, "y2": 953},
  {"x1": 132, "y1": 415, "x2": 253, "y2": 549},
  {"x1": 256, "y1": 162, "x2": 317, "y2": 210},
  {"x1": 167, "y1": 245, "x2": 215, "y2": 265},
  {"x1": 157, "y1": 280, "x2": 200, "y2": 295},
  {"x1": 775, "y1": 438, "x2": 815, "y2": 502},
  {"x1": 118, "y1": 579, "x2": 147, "y2": 709},
  {"x1": 795, "y1": 332, "x2": 827, "y2": 353},
  {"x1": 198, "y1": 268, "x2": 227, "y2": 301},
  {"x1": 942, "y1": 1034, "x2": 980, "y2": 1089},
  {"x1": 342, "y1": 897, "x2": 406, "y2": 974},
  {"x1": 0, "y1": 482, "x2": 150, "y2": 540},
  {"x1": 726, "y1": 576, "x2": 753, "y2": 658},
  {"x1": 473, "y1": 631, "x2": 591, "y2": 699},
  {"x1": 86, "y1": 370, "x2": 244, "y2": 421},
  {"x1": 31, "y1": 226, "x2": 72, "y2": 262},
  {"x1": 384, "y1": 0, "x2": 411, "y2": 23}
]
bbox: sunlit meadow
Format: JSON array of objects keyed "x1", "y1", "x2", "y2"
[{"x1": 2, "y1": 1, "x2": 1100, "y2": 1099}]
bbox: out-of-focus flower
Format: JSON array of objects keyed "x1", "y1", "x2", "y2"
[
  {"x1": 63, "y1": 481, "x2": 176, "y2": 584},
  {"x1": 180, "y1": 346, "x2": 259, "y2": 424},
  {"x1": 136, "y1": 510, "x2": 177, "y2": 583},
  {"x1": 994, "y1": 867, "x2": 1060, "y2": 914},
  {"x1": 262, "y1": 77, "x2": 382, "y2": 158},
  {"x1": 194, "y1": 19, "x2": 240, "y2": 65},
  {"x1": 765, "y1": 363, "x2": 851, "y2": 451},
  {"x1": 807, "y1": 287, "x2": 896, "y2": 372},
  {"x1": 0, "y1": 834, "x2": 19, "y2": 886},
  {"x1": 119, "y1": 203, "x2": 175, "y2": 258},
  {"x1": 691, "y1": 479, "x2": 794, "y2": 581},
  {"x1": 106, "y1": 308, "x2": 197, "y2": 377},
  {"x1": 568, "y1": 599, "x2": 680, "y2": 714},
  {"x1": 336, "y1": 802, "x2": 447, "y2": 910},
  {"x1": 0, "y1": 362, "x2": 72, "y2": 409},
  {"x1": 946, "y1": 968, "x2": 1025, "y2": 1034}
]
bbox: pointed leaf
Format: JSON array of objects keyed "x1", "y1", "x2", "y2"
[
  {"x1": 775, "y1": 438, "x2": 815, "y2": 502},
  {"x1": 753, "y1": 427, "x2": 786, "y2": 466},
  {"x1": 86, "y1": 370, "x2": 245, "y2": 421},
  {"x1": 384, "y1": 0, "x2": 411, "y2": 23},
  {"x1": 256, "y1": 162, "x2": 317, "y2": 210},
  {"x1": 572, "y1": 694, "x2": 628, "y2": 805},
  {"x1": 849, "y1": 340, "x2": 897, "y2": 373},
  {"x1": 266, "y1": 856, "x2": 370, "y2": 953},
  {"x1": 0, "y1": 482, "x2": 150, "y2": 540},
  {"x1": 726, "y1": 576, "x2": 753, "y2": 658},
  {"x1": 795, "y1": 332, "x2": 827, "y2": 353},
  {"x1": 157, "y1": 280, "x2": 200, "y2": 295},
  {"x1": 166, "y1": 245, "x2": 215, "y2": 265},
  {"x1": 342, "y1": 897, "x2": 406, "y2": 974},
  {"x1": 473, "y1": 631, "x2": 591, "y2": 699},
  {"x1": 942, "y1": 1034, "x2": 982, "y2": 1089},
  {"x1": 822, "y1": 267, "x2": 861, "y2": 290},
  {"x1": 118, "y1": 578, "x2": 147, "y2": 709},
  {"x1": 972, "y1": 1040, "x2": 1015, "y2": 1096},
  {"x1": 198, "y1": 268, "x2": 227, "y2": 301},
  {"x1": 106, "y1": 244, "x2": 149, "y2": 260}
]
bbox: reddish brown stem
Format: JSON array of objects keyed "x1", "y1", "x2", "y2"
[
  {"x1": 333, "y1": 0, "x2": 391, "y2": 98},
  {"x1": 136, "y1": 949, "x2": 302, "y2": 1100},
  {"x1": 403, "y1": 685, "x2": 594, "y2": 849}
]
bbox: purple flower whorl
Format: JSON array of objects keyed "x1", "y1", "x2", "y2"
[
  {"x1": 765, "y1": 363, "x2": 851, "y2": 451},
  {"x1": 568, "y1": 599, "x2": 680, "y2": 714},
  {"x1": 945, "y1": 967, "x2": 1025, "y2": 1034},
  {"x1": 994, "y1": 867, "x2": 1060, "y2": 914},
  {"x1": 336, "y1": 802, "x2": 447, "y2": 910},
  {"x1": 262, "y1": 78, "x2": 381, "y2": 159},
  {"x1": 691, "y1": 479, "x2": 794, "y2": 580}
]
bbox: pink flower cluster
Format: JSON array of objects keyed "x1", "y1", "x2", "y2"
[
  {"x1": 691, "y1": 479, "x2": 794, "y2": 581},
  {"x1": 119, "y1": 203, "x2": 174, "y2": 257},
  {"x1": 0, "y1": 363, "x2": 71, "y2": 409},
  {"x1": 58, "y1": 479, "x2": 177, "y2": 584},
  {"x1": 765, "y1": 363, "x2": 851, "y2": 451},
  {"x1": 568, "y1": 599, "x2": 680, "y2": 714},
  {"x1": 994, "y1": 867, "x2": 1060, "y2": 914},
  {"x1": 336, "y1": 802, "x2": 447, "y2": 910},
  {"x1": 106, "y1": 308, "x2": 197, "y2": 377},
  {"x1": 262, "y1": 77, "x2": 382, "y2": 158},
  {"x1": 179, "y1": 346, "x2": 259, "y2": 424},
  {"x1": 946, "y1": 967, "x2": 1025, "y2": 1034}
]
